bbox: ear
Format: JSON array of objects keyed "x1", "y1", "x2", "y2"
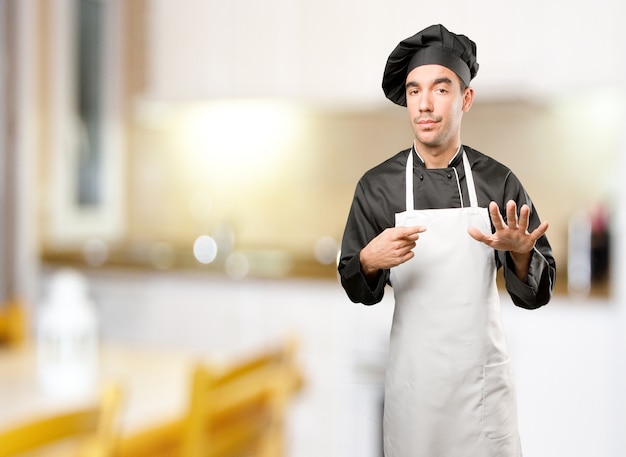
[{"x1": 462, "y1": 87, "x2": 474, "y2": 113}]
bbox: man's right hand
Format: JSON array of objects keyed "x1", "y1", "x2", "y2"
[{"x1": 359, "y1": 225, "x2": 427, "y2": 279}]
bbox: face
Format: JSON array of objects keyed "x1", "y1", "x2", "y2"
[{"x1": 405, "y1": 64, "x2": 474, "y2": 158}]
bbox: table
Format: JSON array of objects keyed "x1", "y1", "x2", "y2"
[{"x1": 0, "y1": 343, "x2": 212, "y2": 435}]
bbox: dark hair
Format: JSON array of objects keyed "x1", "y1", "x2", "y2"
[{"x1": 459, "y1": 77, "x2": 468, "y2": 93}]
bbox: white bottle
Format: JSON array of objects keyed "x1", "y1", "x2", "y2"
[{"x1": 36, "y1": 268, "x2": 99, "y2": 397}]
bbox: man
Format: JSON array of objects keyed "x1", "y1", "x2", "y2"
[{"x1": 338, "y1": 24, "x2": 556, "y2": 456}]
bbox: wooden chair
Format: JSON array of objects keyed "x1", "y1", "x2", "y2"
[
  {"x1": 0, "y1": 298, "x2": 28, "y2": 346},
  {"x1": 117, "y1": 337, "x2": 303, "y2": 457},
  {"x1": 0, "y1": 384, "x2": 122, "y2": 457}
]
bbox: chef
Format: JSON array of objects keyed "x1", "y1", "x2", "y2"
[{"x1": 338, "y1": 24, "x2": 556, "y2": 456}]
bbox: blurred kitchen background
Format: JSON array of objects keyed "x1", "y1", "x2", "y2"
[{"x1": 2, "y1": 0, "x2": 626, "y2": 456}]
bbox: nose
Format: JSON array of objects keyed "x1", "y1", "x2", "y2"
[{"x1": 418, "y1": 92, "x2": 433, "y2": 112}]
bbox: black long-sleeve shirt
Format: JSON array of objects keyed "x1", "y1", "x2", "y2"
[{"x1": 338, "y1": 145, "x2": 556, "y2": 309}]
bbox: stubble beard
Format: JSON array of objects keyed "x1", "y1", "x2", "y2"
[{"x1": 413, "y1": 123, "x2": 444, "y2": 150}]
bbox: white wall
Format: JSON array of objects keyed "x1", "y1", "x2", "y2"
[{"x1": 144, "y1": 0, "x2": 626, "y2": 106}]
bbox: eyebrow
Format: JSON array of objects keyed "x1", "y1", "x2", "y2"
[
  {"x1": 434, "y1": 77, "x2": 453, "y2": 85},
  {"x1": 406, "y1": 76, "x2": 454, "y2": 89}
]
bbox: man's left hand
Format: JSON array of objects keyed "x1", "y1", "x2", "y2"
[
  {"x1": 468, "y1": 200, "x2": 549, "y2": 282},
  {"x1": 468, "y1": 200, "x2": 548, "y2": 253}
]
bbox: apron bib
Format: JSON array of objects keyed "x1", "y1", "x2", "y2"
[{"x1": 384, "y1": 150, "x2": 522, "y2": 457}]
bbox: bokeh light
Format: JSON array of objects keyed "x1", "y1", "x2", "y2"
[
  {"x1": 225, "y1": 252, "x2": 249, "y2": 280},
  {"x1": 314, "y1": 236, "x2": 339, "y2": 265},
  {"x1": 82, "y1": 239, "x2": 108, "y2": 267},
  {"x1": 193, "y1": 235, "x2": 218, "y2": 264}
]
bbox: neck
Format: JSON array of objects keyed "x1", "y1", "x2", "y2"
[{"x1": 415, "y1": 142, "x2": 461, "y2": 169}]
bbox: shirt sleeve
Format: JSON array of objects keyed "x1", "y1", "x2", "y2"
[
  {"x1": 339, "y1": 252, "x2": 389, "y2": 305},
  {"x1": 338, "y1": 180, "x2": 392, "y2": 305}
]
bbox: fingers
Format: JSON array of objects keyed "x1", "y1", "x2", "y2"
[
  {"x1": 361, "y1": 227, "x2": 421, "y2": 272},
  {"x1": 467, "y1": 225, "x2": 489, "y2": 243},
  {"x1": 477, "y1": 201, "x2": 549, "y2": 253},
  {"x1": 397, "y1": 225, "x2": 427, "y2": 241},
  {"x1": 493, "y1": 200, "x2": 532, "y2": 232},
  {"x1": 489, "y1": 201, "x2": 505, "y2": 230},
  {"x1": 394, "y1": 226, "x2": 425, "y2": 254},
  {"x1": 506, "y1": 200, "x2": 534, "y2": 232},
  {"x1": 506, "y1": 200, "x2": 519, "y2": 229},
  {"x1": 529, "y1": 220, "x2": 549, "y2": 241},
  {"x1": 517, "y1": 203, "x2": 531, "y2": 231}
]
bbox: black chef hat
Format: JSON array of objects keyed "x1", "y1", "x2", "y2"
[{"x1": 382, "y1": 24, "x2": 479, "y2": 106}]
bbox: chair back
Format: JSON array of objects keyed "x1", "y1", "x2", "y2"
[
  {"x1": 0, "y1": 384, "x2": 122, "y2": 457},
  {"x1": 116, "y1": 338, "x2": 303, "y2": 457},
  {"x1": 0, "y1": 298, "x2": 27, "y2": 346},
  {"x1": 181, "y1": 337, "x2": 303, "y2": 457}
]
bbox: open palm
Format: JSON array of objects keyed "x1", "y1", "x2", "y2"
[{"x1": 468, "y1": 200, "x2": 549, "y2": 254}]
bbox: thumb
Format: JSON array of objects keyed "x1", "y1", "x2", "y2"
[{"x1": 467, "y1": 226, "x2": 487, "y2": 242}]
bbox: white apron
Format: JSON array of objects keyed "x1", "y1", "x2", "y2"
[{"x1": 384, "y1": 150, "x2": 522, "y2": 457}]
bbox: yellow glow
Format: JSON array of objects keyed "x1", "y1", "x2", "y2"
[
  {"x1": 552, "y1": 89, "x2": 624, "y2": 139},
  {"x1": 177, "y1": 100, "x2": 304, "y2": 178}
]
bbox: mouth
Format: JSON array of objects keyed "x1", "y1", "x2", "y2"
[{"x1": 416, "y1": 118, "x2": 439, "y2": 128}]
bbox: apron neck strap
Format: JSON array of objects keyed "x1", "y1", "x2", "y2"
[
  {"x1": 462, "y1": 151, "x2": 479, "y2": 208},
  {"x1": 405, "y1": 151, "x2": 414, "y2": 211},
  {"x1": 405, "y1": 147, "x2": 479, "y2": 211}
]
